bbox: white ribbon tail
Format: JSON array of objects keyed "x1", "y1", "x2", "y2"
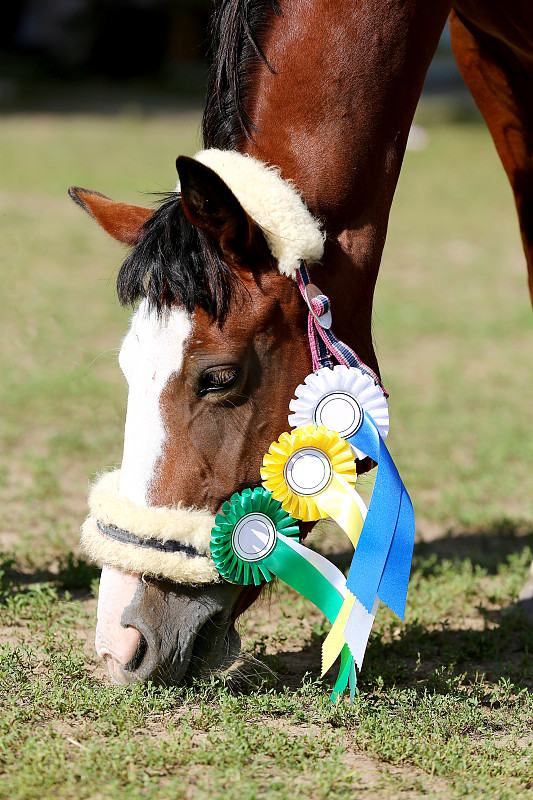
[{"x1": 342, "y1": 595, "x2": 379, "y2": 671}]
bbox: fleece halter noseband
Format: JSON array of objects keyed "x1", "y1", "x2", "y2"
[
  {"x1": 81, "y1": 149, "x2": 415, "y2": 700},
  {"x1": 82, "y1": 470, "x2": 218, "y2": 583}
]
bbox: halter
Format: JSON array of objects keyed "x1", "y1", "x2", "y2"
[
  {"x1": 82, "y1": 148, "x2": 339, "y2": 579},
  {"x1": 81, "y1": 470, "x2": 218, "y2": 584},
  {"x1": 82, "y1": 149, "x2": 393, "y2": 579},
  {"x1": 81, "y1": 260, "x2": 386, "y2": 581}
]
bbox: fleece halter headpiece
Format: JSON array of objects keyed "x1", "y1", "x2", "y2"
[
  {"x1": 186, "y1": 149, "x2": 325, "y2": 278},
  {"x1": 81, "y1": 150, "x2": 416, "y2": 701}
]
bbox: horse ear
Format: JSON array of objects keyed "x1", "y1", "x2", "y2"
[
  {"x1": 176, "y1": 156, "x2": 269, "y2": 265},
  {"x1": 68, "y1": 187, "x2": 154, "y2": 246}
]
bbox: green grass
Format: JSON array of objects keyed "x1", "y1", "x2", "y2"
[
  {"x1": 1, "y1": 94, "x2": 533, "y2": 798},
  {"x1": 378, "y1": 102, "x2": 533, "y2": 527}
]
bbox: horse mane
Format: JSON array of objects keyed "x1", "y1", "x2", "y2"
[
  {"x1": 116, "y1": 194, "x2": 240, "y2": 321},
  {"x1": 117, "y1": 0, "x2": 280, "y2": 318},
  {"x1": 202, "y1": 0, "x2": 281, "y2": 150}
]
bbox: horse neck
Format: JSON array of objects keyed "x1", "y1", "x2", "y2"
[{"x1": 240, "y1": 0, "x2": 452, "y2": 373}]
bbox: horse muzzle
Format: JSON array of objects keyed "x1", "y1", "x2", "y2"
[
  {"x1": 82, "y1": 470, "x2": 247, "y2": 685},
  {"x1": 95, "y1": 565, "x2": 243, "y2": 686}
]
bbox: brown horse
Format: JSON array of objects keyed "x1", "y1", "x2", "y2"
[{"x1": 70, "y1": 0, "x2": 533, "y2": 686}]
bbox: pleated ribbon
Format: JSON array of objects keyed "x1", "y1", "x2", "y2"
[
  {"x1": 210, "y1": 487, "x2": 357, "y2": 699},
  {"x1": 260, "y1": 425, "x2": 367, "y2": 549}
]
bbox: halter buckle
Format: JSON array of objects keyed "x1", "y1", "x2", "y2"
[{"x1": 304, "y1": 283, "x2": 333, "y2": 329}]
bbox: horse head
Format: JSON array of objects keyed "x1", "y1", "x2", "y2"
[{"x1": 70, "y1": 152, "x2": 323, "y2": 685}]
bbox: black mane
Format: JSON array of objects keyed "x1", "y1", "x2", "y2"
[
  {"x1": 116, "y1": 194, "x2": 240, "y2": 321},
  {"x1": 202, "y1": 0, "x2": 280, "y2": 150},
  {"x1": 118, "y1": 1, "x2": 280, "y2": 318}
]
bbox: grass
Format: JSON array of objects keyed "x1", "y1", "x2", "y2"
[{"x1": 1, "y1": 90, "x2": 533, "y2": 798}]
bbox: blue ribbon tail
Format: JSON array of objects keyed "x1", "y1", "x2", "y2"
[
  {"x1": 345, "y1": 412, "x2": 415, "y2": 618},
  {"x1": 376, "y1": 483, "x2": 415, "y2": 619}
]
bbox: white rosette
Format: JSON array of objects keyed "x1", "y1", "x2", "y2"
[{"x1": 288, "y1": 365, "x2": 389, "y2": 460}]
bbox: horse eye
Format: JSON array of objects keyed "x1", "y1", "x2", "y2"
[{"x1": 197, "y1": 367, "x2": 240, "y2": 397}]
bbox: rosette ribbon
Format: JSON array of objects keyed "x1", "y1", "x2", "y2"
[
  {"x1": 210, "y1": 487, "x2": 357, "y2": 699},
  {"x1": 289, "y1": 367, "x2": 415, "y2": 671},
  {"x1": 260, "y1": 425, "x2": 367, "y2": 549},
  {"x1": 260, "y1": 424, "x2": 378, "y2": 695}
]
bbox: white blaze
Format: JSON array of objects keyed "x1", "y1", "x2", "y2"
[
  {"x1": 95, "y1": 564, "x2": 142, "y2": 671},
  {"x1": 118, "y1": 300, "x2": 192, "y2": 505},
  {"x1": 96, "y1": 303, "x2": 192, "y2": 683}
]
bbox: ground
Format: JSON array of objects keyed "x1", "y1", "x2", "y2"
[{"x1": 0, "y1": 89, "x2": 532, "y2": 799}]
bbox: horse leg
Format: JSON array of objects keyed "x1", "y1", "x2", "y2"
[
  {"x1": 449, "y1": 8, "x2": 533, "y2": 295},
  {"x1": 449, "y1": 8, "x2": 533, "y2": 617}
]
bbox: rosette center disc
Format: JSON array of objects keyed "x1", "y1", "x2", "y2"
[
  {"x1": 231, "y1": 513, "x2": 277, "y2": 562},
  {"x1": 313, "y1": 392, "x2": 363, "y2": 438},
  {"x1": 284, "y1": 447, "x2": 333, "y2": 496}
]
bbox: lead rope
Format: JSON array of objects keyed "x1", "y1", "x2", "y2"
[{"x1": 296, "y1": 261, "x2": 389, "y2": 397}]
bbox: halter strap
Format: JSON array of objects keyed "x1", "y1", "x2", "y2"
[{"x1": 296, "y1": 261, "x2": 388, "y2": 396}]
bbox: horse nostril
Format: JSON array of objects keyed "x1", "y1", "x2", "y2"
[
  {"x1": 124, "y1": 633, "x2": 148, "y2": 673},
  {"x1": 95, "y1": 623, "x2": 142, "y2": 668}
]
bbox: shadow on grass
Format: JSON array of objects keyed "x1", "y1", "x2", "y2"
[
  {"x1": 413, "y1": 519, "x2": 533, "y2": 576},
  {"x1": 0, "y1": 550, "x2": 99, "y2": 595},
  {"x1": 319, "y1": 517, "x2": 533, "y2": 577},
  {"x1": 232, "y1": 519, "x2": 533, "y2": 698},
  {"x1": 230, "y1": 603, "x2": 533, "y2": 701},
  {"x1": 361, "y1": 606, "x2": 533, "y2": 689}
]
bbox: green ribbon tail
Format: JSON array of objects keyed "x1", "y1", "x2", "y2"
[
  {"x1": 349, "y1": 659, "x2": 356, "y2": 703},
  {"x1": 330, "y1": 645, "x2": 352, "y2": 702},
  {"x1": 264, "y1": 539, "x2": 350, "y2": 697},
  {"x1": 264, "y1": 539, "x2": 343, "y2": 622}
]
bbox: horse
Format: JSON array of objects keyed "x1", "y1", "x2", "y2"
[{"x1": 70, "y1": 0, "x2": 533, "y2": 686}]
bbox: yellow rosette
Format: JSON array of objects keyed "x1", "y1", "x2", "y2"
[{"x1": 261, "y1": 425, "x2": 367, "y2": 550}]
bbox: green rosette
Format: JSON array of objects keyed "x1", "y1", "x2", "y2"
[
  {"x1": 211, "y1": 487, "x2": 299, "y2": 585},
  {"x1": 212, "y1": 487, "x2": 356, "y2": 701}
]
